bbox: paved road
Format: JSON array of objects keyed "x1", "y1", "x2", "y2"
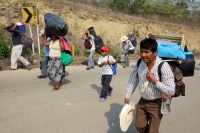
[{"x1": 0, "y1": 61, "x2": 200, "y2": 133}]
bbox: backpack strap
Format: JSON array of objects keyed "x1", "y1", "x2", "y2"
[
  {"x1": 136, "y1": 58, "x2": 142, "y2": 77},
  {"x1": 107, "y1": 55, "x2": 113, "y2": 74},
  {"x1": 158, "y1": 62, "x2": 165, "y2": 82}
]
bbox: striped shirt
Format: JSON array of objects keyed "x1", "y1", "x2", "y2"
[{"x1": 125, "y1": 57, "x2": 175, "y2": 100}]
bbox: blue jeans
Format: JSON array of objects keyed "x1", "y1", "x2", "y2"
[
  {"x1": 87, "y1": 50, "x2": 95, "y2": 68},
  {"x1": 41, "y1": 56, "x2": 49, "y2": 76}
]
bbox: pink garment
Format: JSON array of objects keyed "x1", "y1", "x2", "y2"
[{"x1": 62, "y1": 39, "x2": 71, "y2": 51}]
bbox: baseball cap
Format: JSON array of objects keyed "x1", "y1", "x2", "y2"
[
  {"x1": 38, "y1": 29, "x2": 45, "y2": 36},
  {"x1": 100, "y1": 46, "x2": 109, "y2": 52}
]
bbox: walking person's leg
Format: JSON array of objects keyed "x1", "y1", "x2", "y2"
[
  {"x1": 125, "y1": 53, "x2": 129, "y2": 67},
  {"x1": 11, "y1": 46, "x2": 18, "y2": 69},
  {"x1": 87, "y1": 50, "x2": 95, "y2": 70},
  {"x1": 41, "y1": 56, "x2": 49, "y2": 77},
  {"x1": 15, "y1": 45, "x2": 31, "y2": 70},
  {"x1": 135, "y1": 98, "x2": 163, "y2": 133},
  {"x1": 135, "y1": 98, "x2": 150, "y2": 133},
  {"x1": 100, "y1": 75, "x2": 112, "y2": 102},
  {"x1": 146, "y1": 99, "x2": 163, "y2": 133},
  {"x1": 108, "y1": 75, "x2": 113, "y2": 96}
]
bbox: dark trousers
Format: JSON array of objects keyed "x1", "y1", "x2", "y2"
[
  {"x1": 135, "y1": 98, "x2": 163, "y2": 133},
  {"x1": 40, "y1": 56, "x2": 49, "y2": 76},
  {"x1": 101, "y1": 75, "x2": 112, "y2": 98}
]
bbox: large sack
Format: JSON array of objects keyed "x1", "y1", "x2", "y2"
[
  {"x1": 44, "y1": 13, "x2": 68, "y2": 37},
  {"x1": 94, "y1": 35, "x2": 104, "y2": 54},
  {"x1": 87, "y1": 27, "x2": 97, "y2": 36},
  {"x1": 127, "y1": 34, "x2": 137, "y2": 47}
]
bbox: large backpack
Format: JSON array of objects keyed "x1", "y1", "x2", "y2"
[
  {"x1": 21, "y1": 34, "x2": 33, "y2": 49},
  {"x1": 136, "y1": 58, "x2": 185, "y2": 97},
  {"x1": 127, "y1": 34, "x2": 137, "y2": 47}
]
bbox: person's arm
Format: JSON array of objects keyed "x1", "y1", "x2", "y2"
[
  {"x1": 81, "y1": 32, "x2": 85, "y2": 40},
  {"x1": 128, "y1": 41, "x2": 133, "y2": 49},
  {"x1": 155, "y1": 62, "x2": 175, "y2": 96},
  {"x1": 86, "y1": 30, "x2": 92, "y2": 39},
  {"x1": 124, "y1": 61, "x2": 139, "y2": 104},
  {"x1": 43, "y1": 35, "x2": 50, "y2": 46},
  {"x1": 5, "y1": 24, "x2": 18, "y2": 33},
  {"x1": 58, "y1": 36, "x2": 64, "y2": 51},
  {"x1": 99, "y1": 61, "x2": 108, "y2": 67},
  {"x1": 5, "y1": 26, "x2": 12, "y2": 33}
]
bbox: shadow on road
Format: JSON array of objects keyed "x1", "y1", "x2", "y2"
[
  {"x1": 90, "y1": 84, "x2": 101, "y2": 95},
  {"x1": 195, "y1": 67, "x2": 200, "y2": 70},
  {"x1": 105, "y1": 103, "x2": 138, "y2": 133}
]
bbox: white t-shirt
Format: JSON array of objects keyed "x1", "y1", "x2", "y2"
[
  {"x1": 84, "y1": 35, "x2": 95, "y2": 51},
  {"x1": 98, "y1": 55, "x2": 116, "y2": 75}
]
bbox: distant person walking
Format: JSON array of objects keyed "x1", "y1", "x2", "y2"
[
  {"x1": 47, "y1": 35, "x2": 65, "y2": 91},
  {"x1": 81, "y1": 30, "x2": 96, "y2": 70},
  {"x1": 98, "y1": 46, "x2": 116, "y2": 102},
  {"x1": 121, "y1": 35, "x2": 133, "y2": 68},
  {"x1": 5, "y1": 23, "x2": 31, "y2": 70},
  {"x1": 37, "y1": 29, "x2": 51, "y2": 78}
]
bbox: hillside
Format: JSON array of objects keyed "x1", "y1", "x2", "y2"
[{"x1": 0, "y1": 0, "x2": 200, "y2": 70}]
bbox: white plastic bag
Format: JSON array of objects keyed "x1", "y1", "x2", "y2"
[{"x1": 121, "y1": 55, "x2": 125, "y2": 62}]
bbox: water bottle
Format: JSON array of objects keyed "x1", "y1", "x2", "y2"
[{"x1": 161, "y1": 94, "x2": 171, "y2": 115}]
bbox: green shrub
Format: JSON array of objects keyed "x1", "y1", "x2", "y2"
[
  {"x1": 22, "y1": 47, "x2": 32, "y2": 56},
  {"x1": 0, "y1": 32, "x2": 11, "y2": 59},
  {"x1": 108, "y1": 45, "x2": 119, "y2": 59},
  {"x1": 40, "y1": 48, "x2": 45, "y2": 58},
  {"x1": 137, "y1": 49, "x2": 141, "y2": 55},
  {"x1": 75, "y1": 47, "x2": 80, "y2": 56},
  {"x1": 84, "y1": 49, "x2": 89, "y2": 56}
]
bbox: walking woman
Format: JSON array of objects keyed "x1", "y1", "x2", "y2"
[{"x1": 47, "y1": 35, "x2": 65, "y2": 91}]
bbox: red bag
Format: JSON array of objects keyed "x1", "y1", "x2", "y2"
[{"x1": 84, "y1": 40, "x2": 92, "y2": 49}]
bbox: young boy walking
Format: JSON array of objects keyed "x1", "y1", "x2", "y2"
[{"x1": 98, "y1": 46, "x2": 116, "y2": 102}]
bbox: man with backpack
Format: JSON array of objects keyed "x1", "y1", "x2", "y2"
[
  {"x1": 124, "y1": 38, "x2": 175, "y2": 133},
  {"x1": 5, "y1": 23, "x2": 31, "y2": 70},
  {"x1": 121, "y1": 35, "x2": 134, "y2": 68},
  {"x1": 81, "y1": 30, "x2": 96, "y2": 70}
]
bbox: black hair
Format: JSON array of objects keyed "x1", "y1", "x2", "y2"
[
  {"x1": 140, "y1": 38, "x2": 158, "y2": 52},
  {"x1": 10, "y1": 23, "x2": 15, "y2": 27}
]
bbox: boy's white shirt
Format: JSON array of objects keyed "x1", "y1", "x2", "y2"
[{"x1": 98, "y1": 55, "x2": 116, "y2": 75}]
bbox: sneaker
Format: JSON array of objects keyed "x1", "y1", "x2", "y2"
[
  {"x1": 86, "y1": 67, "x2": 90, "y2": 70},
  {"x1": 27, "y1": 63, "x2": 32, "y2": 71},
  {"x1": 109, "y1": 87, "x2": 113, "y2": 96},
  {"x1": 99, "y1": 98, "x2": 106, "y2": 102},
  {"x1": 86, "y1": 66, "x2": 94, "y2": 70}
]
